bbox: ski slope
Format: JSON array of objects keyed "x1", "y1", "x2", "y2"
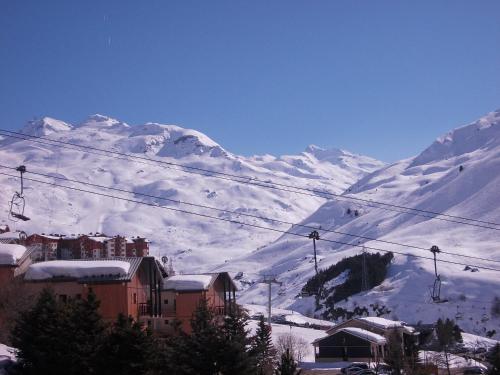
[{"x1": 0, "y1": 115, "x2": 383, "y2": 272}]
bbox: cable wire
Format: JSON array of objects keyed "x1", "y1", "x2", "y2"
[
  {"x1": 2, "y1": 129, "x2": 500, "y2": 231},
  {"x1": 1, "y1": 171, "x2": 500, "y2": 273},
  {"x1": 1, "y1": 163, "x2": 499, "y2": 265}
]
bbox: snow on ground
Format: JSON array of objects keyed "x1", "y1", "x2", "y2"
[
  {"x1": 0, "y1": 115, "x2": 383, "y2": 273},
  {"x1": 420, "y1": 351, "x2": 487, "y2": 369},
  {"x1": 244, "y1": 304, "x2": 334, "y2": 327},
  {"x1": 247, "y1": 319, "x2": 328, "y2": 362},
  {"x1": 163, "y1": 274, "x2": 213, "y2": 290},
  {"x1": 461, "y1": 332, "x2": 499, "y2": 351},
  {"x1": 0, "y1": 244, "x2": 26, "y2": 265},
  {"x1": 226, "y1": 109, "x2": 500, "y2": 339},
  {"x1": 0, "y1": 344, "x2": 15, "y2": 361},
  {"x1": 24, "y1": 260, "x2": 131, "y2": 280}
]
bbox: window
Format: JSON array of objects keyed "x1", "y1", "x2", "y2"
[
  {"x1": 173, "y1": 299, "x2": 176, "y2": 312},
  {"x1": 75, "y1": 294, "x2": 82, "y2": 300},
  {"x1": 133, "y1": 293, "x2": 137, "y2": 304},
  {"x1": 164, "y1": 320, "x2": 169, "y2": 325},
  {"x1": 164, "y1": 299, "x2": 168, "y2": 305}
]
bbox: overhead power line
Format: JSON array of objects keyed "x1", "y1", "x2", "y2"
[
  {"x1": 1, "y1": 129, "x2": 500, "y2": 231},
  {"x1": 1, "y1": 163, "x2": 499, "y2": 265},
  {"x1": 1, "y1": 171, "x2": 500, "y2": 273}
]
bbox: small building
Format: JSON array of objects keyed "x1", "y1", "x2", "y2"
[
  {"x1": 26, "y1": 234, "x2": 60, "y2": 261},
  {"x1": 313, "y1": 317, "x2": 416, "y2": 363},
  {"x1": 0, "y1": 224, "x2": 10, "y2": 234},
  {"x1": 23, "y1": 257, "x2": 165, "y2": 321},
  {"x1": 142, "y1": 272, "x2": 238, "y2": 334},
  {"x1": 0, "y1": 243, "x2": 32, "y2": 284}
]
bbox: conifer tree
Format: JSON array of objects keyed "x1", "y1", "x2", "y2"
[
  {"x1": 487, "y1": 343, "x2": 500, "y2": 375},
  {"x1": 95, "y1": 314, "x2": 156, "y2": 375},
  {"x1": 219, "y1": 306, "x2": 255, "y2": 375},
  {"x1": 274, "y1": 349, "x2": 301, "y2": 375},
  {"x1": 251, "y1": 315, "x2": 276, "y2": 375}
]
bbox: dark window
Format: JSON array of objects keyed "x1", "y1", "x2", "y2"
[
  {"x1": 174, "y1": 299, "x2": 176, "y2": 311},
  {"x1": 164, "y1": 299, "x2": 168, "y2": 305},
  {"x1": 164, "y1": 320, "x2": 169, "y2": 325},
  {"x1": 133, "y1": 293, "x2": 137, "y2": 304}
]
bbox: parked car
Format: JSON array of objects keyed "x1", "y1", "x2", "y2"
[
  {"x1": 374, "y1": 364, "x2": 393, "y2": 375},
  {"x1": 463, "y1": 367, "x2": 485, "y2": 375},
  {"x1": 341, "y1": 363, "x2": 369, "y2": 374}
]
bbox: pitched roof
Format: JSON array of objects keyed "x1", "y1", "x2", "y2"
[
  {"x1": 23, "y1": 257, "x2": 155, "y2": 283},
  {"x1": 313, "y1": 327, "x2": 386, "y2": 345},
  {"x1": 163, "y1": 272, "x2": 237, "y2": 292}
]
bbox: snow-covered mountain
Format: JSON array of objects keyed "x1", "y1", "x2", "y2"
[
  {"x1": 226, "y1": 109, "x2": 500, "y2": 338},
  {"x1": 0, "y1": 115, "x2": 383, "y2": 271}
]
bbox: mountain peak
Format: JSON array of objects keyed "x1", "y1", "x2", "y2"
[
  {"x1": 77, "y1": 114, "x2": 129, "y2": 128},
  {"x1": 411, "y1": 108, "x2": 500, "y2": 167},
  {"x1": 21, "y1": 117, "x2": 72, "y2": 136}
]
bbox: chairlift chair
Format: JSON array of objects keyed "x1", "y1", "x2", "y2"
[{"x1": 8, "y1": 165, "x2": 30, "y2": 222}]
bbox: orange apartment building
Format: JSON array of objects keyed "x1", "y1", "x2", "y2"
[
  {"x1": 144, "y1": 272, "x2": 238, "y2": 334},
  {"x1": 22, "y1": 257, "x2": 166, "y2": 321},
  {"x1": 24, "y1": 233, "x2": 150, "y2": 260}
]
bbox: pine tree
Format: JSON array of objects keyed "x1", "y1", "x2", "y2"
[
  {"x1": 435, "y1": 318, "x2": 461, "y2": 375},
  {"x1": 274, "y1": 349, "x2": 301, "y2": 375},
  {"x1": 251, "y1": 315, "x2": 276, "y2": 375},
  {"x1": 95, "y1": 314, "x2": 157, "y2": 375},
  {"x1": 11, "y1": 288, "x2": 68, "y2": 375},
  {"x1": 487, "y1": 343, "x2": 500, "y2": 375},
  {"x1": 11, "y1": 288, "x2": 107, "y2": 375},
  {"x1": 184, "y1": 299, "x2": 224, "y2": 375},
  {"x1": 219, "y1": 306, "x2": 255, "y2": 375}
]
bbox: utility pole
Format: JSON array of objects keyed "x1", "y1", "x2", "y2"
[
  {"x1": 259, "y1": 275, "x2": 282, "y2": 327},
  {"x1": 361, "y1": 247, "x2": 369, "y2": 291},
  {"x1": 308, "y1": 230, "x2": 320, "y2": 275}
]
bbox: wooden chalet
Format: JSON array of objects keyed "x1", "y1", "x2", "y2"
[{"x1": 313, "y1": 317, "x2": 416, "y2": 363}]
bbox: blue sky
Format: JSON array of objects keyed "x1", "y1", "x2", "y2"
[{"x1": 1, "y1": 1, "x2": 499, "y2": 162}]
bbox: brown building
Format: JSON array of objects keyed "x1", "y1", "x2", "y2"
[
  {"x1": 23, "y1": 257, "x2": 166, "y2": 321},
  {"x1": 26, "y1": 234, "x2": 60, "y2": 261},
  {"x1": 313, "y1": 317, "x2": 416, "y2": 363},
  {"x1": 141, "y1": 272, "x2": 238, "y2": 334}
]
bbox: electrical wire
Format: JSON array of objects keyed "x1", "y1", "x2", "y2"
[
  {"x1": 1, "y1": 163, "x2": 499, "y2": 265},
  {"x1": 1, "y1": 129, "x2": 500, "y2": 231},
  {"x1": 1, "y1": 171, "x2": 500, "y2": 273}
]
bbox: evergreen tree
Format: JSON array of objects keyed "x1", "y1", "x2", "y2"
[
  {"x1": 435, "y1": 318, "x2": 461, "y2": 375},
  {"x1": 385, "y1": 330, "x2": 404, "y2": 375},
  {"x1": 183, "y1": 299, "x2": 224, "y2": 375},
  {"x1": 251, "y1": 315, "x2": 276, "y2": 375},
  {"x1": 11, "y1": 289, "x2": 107, "y2": 375},
  {"x1": 487, "y1": 343, "x2": 500, "y2": 375},
  {"x1": 274, "y1": 349, "x2": 301, "y2": 375},
  {"x1": 95, "y1": 314, "x2": 156, "y2": 375},
  {"x1": 11, "y1": 289, "x2": 68, "y2": 375},
  {"x1": 219, "y1": 306, "x2": 255, "y2": 375}
]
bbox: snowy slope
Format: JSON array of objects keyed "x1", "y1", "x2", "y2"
[
  {"x1": 228, "y1": 109, "x2": 500, "y2": 338},
  {"x1": 0, "y1": 115, "x2": 383, "y2": 272}
]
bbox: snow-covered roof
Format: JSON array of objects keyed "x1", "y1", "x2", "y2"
[
  {"x1": 87, "y1": 236, "x2": 112, "y2": 243},
  {"x1": 357, "y1": 317, "x2": 415, "y2": 333},
  {"x1": 163, "y1": 274, "x2": 214, "y2": 291},
  {"x1": 341, "y1": 327, "x2": 387, "y2": 344},
  {"x1": 0, "y1": 244, "x2": 27, "y2": 265},
  {"x1": 25, "y1": 260, "x2": 131, "y2": 280},
  {"x1": 358, "y1": 316, "x2": 405, "y2": 329}
]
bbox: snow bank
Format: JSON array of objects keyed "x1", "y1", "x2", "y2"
[
  {"x1": 25, "y1": 260, "x2": 130, "y2": 280},
  {"x1": 163, "y1": 274, "x2": 213, "y2": 290},
  {"x1": 341, "y1": 327, "x2": 387, "y2": 344},
  {"x1": 461, "y1": 332, "x2": 499, "y2": 350},
  {"x1": 0, "y1": 244, "x2": 27, "y2": 265},
  {"x1": 420, "y1": 351, "x2": 487, "y2": 369}
]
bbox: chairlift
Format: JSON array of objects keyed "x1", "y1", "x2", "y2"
[{"x1": 9, "y1": 166, "x2": 30, "y2": 222}]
